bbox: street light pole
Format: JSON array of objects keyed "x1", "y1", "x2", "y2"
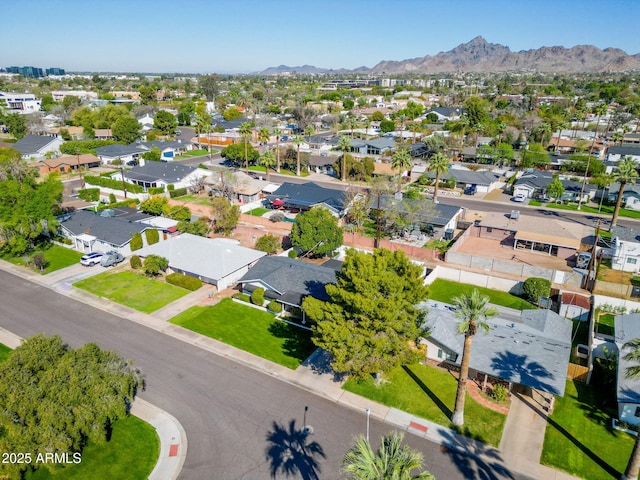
[{"x1": 365, "y1": 408, "x2": 371, "y2": 443}]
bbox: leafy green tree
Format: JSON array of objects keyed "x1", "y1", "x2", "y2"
[
  {"x1": 130, "y1": 232, "x2": 143, "y2": 251},
  {"x1": 380, "y1": 119, "x2": 395, "y2": 133},
  {"x1": 342, "y1": 431, "x2": 435, "y2": 480},
  {"x1": 221, "y1": 142, "x2": 259, "y2": 164},
  {"x1": 371, "y1": 111, "x2": 385, "y2": 121},
  {"x1": 522, "y1": 277, "x2": 551, "y2": 303},
  {"x1": 112, "y1": 116, "x2": 142, "y2": 143},
  {"x1": 222, "y1": 106, "x2": 243, "y2": 121},
  {"x1": 611, "y1": 156, "x2": 639, "y2": 229},
  {"x1": 142, "y1": 146, "x2": 162, "y2": 162},
  {"x1": 519, "y1": 143, "x2": 549, "y2": 169},
  {"x1": 0, "y1": 334, "x2": 142, "y2": 478},
  {"x1": 143, "y1": 254, "x2": 169, "y2": 276},
  {"x1": 140, "y1": 195, "x2": 169, "y2": 216},
  {"x1": 210, "y1": 197, "x2": 240, "y2": 235},
  {"x1": 546, "y1": 178, "x2": 564, "y2": 202},
  {"x1": 255, "y1": 234, "x2": 281, "y2": 254},
  {"x1": 239, "y1": 122, "x2": 253, "y2": 170},
  {"x1": 5, "y1": 114, "x2": 27, "y2": 140},
  {"x1": 130, "y1": 255, "x2": 142, "y2": 269},
  {"x1": 391, "y1": 149, "x2": 412, "y2": 193},
  {"x1": 450, "y1": 289, "x2": 497, "y2": 426},
  {"x1": 290, "y1": 206, "x2": 343, "y2": 258},
  {"x1": 428, "y1": 153, "x2": 449, "y2": 204},
  {"x1": 177, "y1": 218, "x2": 209, "y2": 236},
  {"x1": 463, "y1": 96, "x2": 491, "y2": 131},
  {"x1": 167, "y1": 205, "x2": 191, "y2": 222},
  {"x1": 153, "y1": 110, "x2": 177, "y2": 135},
  {"x1": 303, "y1": 248, "x2": 428, "y2": 380},
  {"x1": 138, "y1": 85, "x2": 156, "y2": 105},
  {"x1": 621, "y1": 339, "x2": 640, "y2": 480},
  {"x1": 199, "y1": 74, "x2": 219, "y2": 101}
]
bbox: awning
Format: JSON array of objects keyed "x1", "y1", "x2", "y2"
[
  {"x1": 515, "y1": 230, "x2": 581, "y2": 249},
  {"x1": 272, "y1": 199, "x2": 285, "y2": 206}
]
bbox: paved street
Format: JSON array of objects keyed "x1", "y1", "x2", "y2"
[{"x1": 0, "y1": 269, "x2": 532, "y2": 480}]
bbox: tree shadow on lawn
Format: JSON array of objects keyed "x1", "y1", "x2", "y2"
[
  {"x1": 268, "y1": 321, "x2": 317, "y2": 363},
  {"x1": 402, "y1": 365, "x2": 452, "y2": 419}
]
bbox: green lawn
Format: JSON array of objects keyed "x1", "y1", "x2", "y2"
[
  {"x1": 0, "y1": 343, "x2": 12, "y2": 362},
  {"x1": 1, "y1": 244, "x2": 83, "y2": 274},
  {"x1": 428, "y1": 279, "x2": 534, "y2": 310},
  {"x1": 172, "y1": 194, "x2": 212, "y2": 206},
  {"x1": 246, "y1": 207, "x2": 270, "y2": 216},
  {"x1": 545, "y1": 202, "x2": 640, "y2": 219},
  {"x1": 344, "y1": 363, "x2": 506, "y2": 447},
  {"x1": 176, "y1": 148, "x2": 214, "y2": 158},
  {"x1": 596, "y1": 313, "x2": 615, "y2": 336},
  {"x1": 74, "y1": 271, "x2": 190, "y2": 313},
  {"x1": 27, "y1": 415, "x2": 159, "y2": 480},
  {"x1": 542, "y1": 380, "x2": 634, "y2": 480},
  {"x1": 170, "y1": 298, "x2": 316, "y2": 369},
  {"x1": 528, "y1": 199, "x2": 543, "y2": 206}
]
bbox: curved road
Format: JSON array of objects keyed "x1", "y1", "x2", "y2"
[{"x1": 0, "y1": 269, "x2": 530, "y2": 480}]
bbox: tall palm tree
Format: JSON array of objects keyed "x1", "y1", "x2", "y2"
[
  {"x1": 292, "y1": 135, "x2": 304, "y2": 176},
  {"x1": 621, "y1": 339, "x2": 640, "y2": 480},
  {"x1": 305, "y1": 124, "x2": 315, "y2": 145},
  {"x1": 259, "y1": 149, "x2": 276, "y2": 182},
  {"x1": 428, "y1": 153, "x2": 449, "y2": 204},
  {"x1": 273, "y1": 128, "x2": 282, "y2": 172},
  {"x1": 408, "y1": 122, "x2": 423, "y2": 144},
  {"x1": 239, "y1": 122, "x2": 253, "y2": 171},
  {"x1": 578, "y1": 102, "x2": 608, "y2": 210},
  {"x1": 610, "y1": 156, "x2": 639, "y2": 230},
  {"x1": 258, "y1": 126, "x2": 270, "y2": 146},
  {"x1": 450, "y1": 289, "x2": 497, "y2": 426},
  {"x1": 391, "y1": 148, "x2": 411, "y2": 193},
  {"x1": 338, "y1": 136, "x2": 352, "y2": 182},
  {"x1": 342, "y1": 431, "x2": 435, "y2": 480}
]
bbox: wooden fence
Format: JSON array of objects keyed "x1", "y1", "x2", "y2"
[{"x1": 567, "y1": 363, "x2": 589, "y2": 382}]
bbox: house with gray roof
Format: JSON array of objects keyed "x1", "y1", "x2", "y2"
[
  {"x1": 420, "y1": 301, "x2": 572, "y2": 397},
  {"x1": 237, "y1": 256, "x2": 338, "y2": 318},
  {"x1": 423, "y1": 168, "x2": 501, "y2": 193},
  {"x1": 13, "y1": 134, "x2": 63, "y2": 160},
  {"x1": 58, "y1": 209, "x2": 161, "y2": 255},
  {"x1": 370, "y1": 195, "x2": 462, "y2": 235},
  {"x1": 513, "y1": 170, "x2": 594, "y2": 202},
  {"x1": 121, "y1": 161, "x2": 209, "y2": 191},
  {"x1": 603, "y1": 183, "x2": 640, "y2": 211},
  {"x1": 267, "y1": 182, "x2": 347, "y2": 216},
  {"x1": 615, "y1": 313, "x2": 640, "y2": 425},
  {"x1": 136, "y1": 234, "x2": 265, "y2": 290},
  {"x1": 610, "y1": 226, "x2": 640, "y2": 273},
  {"x1": 607, "y1": 145, "x2": 640, "y2": 165},
  {"x1": 95, "y1": 140, "x2": 190, "y2": 165},
  {"x1": 349, "y1": 137, "x2": 396, "y2": 156},
  {"x1": 423, "y1": 107, "x2": 463, "y2": 122}
]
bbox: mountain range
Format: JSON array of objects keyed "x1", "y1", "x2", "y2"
[{"x1": 258, "y1": 36, "x2": 640, "y2": 75}]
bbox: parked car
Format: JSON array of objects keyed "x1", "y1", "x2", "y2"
[
  {"x1": 100, "y1": 251, "x2": 124, "y2": 267},
  {"x1": 80, "y1": 252, "x2": 104, "y2": 266},
  {"x1": 464, "y1": 185, "x2": 476, "y2": 195},
  {"x1": 575, "y1": 251, "x2": 591, "y2": 269},
  {"x1": 513, "y1": 193, "x2": 526, "y2": 202}
]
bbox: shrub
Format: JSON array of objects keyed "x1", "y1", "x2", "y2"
[
  {"x1": 522, "y1": 277, "x2": 551, "y2": 303},
  {"x1": 169, "y1": 187, "x2": 187, "y2": 198},
  {"x1": 268, "y1": 300, "x2": 282, "y2": 313},
  {"x1": 130, "y1": 255, "x2": 142, "y2": 269},
  {"x1": 198, "y1": 163, "x2": 209, "y2": 169},
  {"x1": 270, "y1": 212, "x2": 285, "y2": 222},
  {"x1": 255, "y1": 234, "x2": 280, "y2": 254},
  {"x1": 109, "y1": 193, "x2": 116, "y2": 204},
  {"x1": 130, "y1": 232, "x2": 143, "y2": 251},
  {"x1": 492, "y1": 384, "x2": 508, "y2": 402},
  {"x1": 77, "y1": 188, "x2": 100, "y2": 202},
  {"x1": 32, "y1": 253, "x2": 47, "y2": 271},
  {"x1": 148, "y1": 186, "x2": 165, "y2": 195},
  {"x1": 143, "y1": 254, "x2": 169, "y2": 276},
  {"x1": 84, "y1": 175, "x2": 144, "y2": 193},
  {"x1": 166, "y1": 272, "x2": 202, "y2": 291},
  {"x1": 233, "y1": 293, "x2": 251, "y2": 303},
  {"x1": 167, "y1": 184, "x2": 175, "y2": 191},
  {"x1": 167, "y1": 205, "x2": 191, "y2": 222},
  {"x1": 251, "y1": 287, "x2": 265, "y2": 306},
  {"x1": 288, "y1": 249, "x2": 298, "y2": 258},
  {"x1": 62, "y1": 238, "x2": 72, "y2": 245},
  {"x1": 145, "y1": 229, "x2": 160, "y2": 245}
]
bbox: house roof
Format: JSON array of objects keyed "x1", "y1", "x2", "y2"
[
  {"x1": 514, "y1": 170, "x2": 555, "y2": 190},
  {"x1": 204, "y1": 169, "x2": 269, "y2": 195},
  {"x1": 95, "y1": 143, "x2": 145, "y2": 158},
  {"x1": 425, "y1": 168, "x2": 500, "y2": 186},
  {"x1": 611, "y1": 226, "x2": 640, "y2": 243},
  {"x1": 479, "y1": 212, "x2": 589, "y2": 246},
  {"x1": 269, "y1": 182, "x2": 346, "y2": 214},
  {"x1": 615, "y1": 314, "x2": 640, "y2": 404},
  {"x1": 59, "y1": 209, "x2": 151, "y2": 247},
  {"x1": 13, "y1": 135, "x2": 58, "y2": 155},
  {"x1": 34, "y1": 153, "x2": 99, "y2": 168},
  {"x1": 136, "y1": 234, "x2": 265, "y2": 281},
  {"x1": 608, "y1": 145, "x2": 640, "y2": 157},
  {"x1": 560, "y1": 292, "x2": 590, "y2": 310},
  {"x1": 427, "y1": 107, "x2": 462, "y2": 118},
  {"x1": 237, "y1": 256, "x2": 338, "y2": 306},
  {"x1": 421, "y1": 302, "x2": 572, "y2": 396},
  {"x1": 350, "y1": 137, "x2": 396, "y2": 150},
  {"x1": 125, "y1": 162, "x2": 196, "y2": 184},
  {"x1": 371, "y1": 195, "x2": 461, "y2": 228}
]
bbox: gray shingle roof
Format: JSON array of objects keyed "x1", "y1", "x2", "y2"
[
  {"x1": 269, "y1": 182, "x2": 346, "y2": 214},
  {"x1": 238, "y1": 256, "x2": 338, "y2": 306},
  {"x1": 95, "y1": 143, "x2": 146, "y2": 157},
  {"x1": 13, "y1": 135, "x2": 58, "y2": 155},
  {"x1": 608, "y1": 145, "x2": 640, "y2": 157},
  {"x1": 615, "y1": 314, "x2": 640, "y2": 404},
  {"x1": 59, "y1": 209, "x2": 150, "y2": 247},
  {"x1": 424, "y1": 169, "x2": 500, "y2": 186},
  {"x1": 125, "y1": 162, "x2": 196, "y2": 184},
  {"x1": 612, "y1": 226, "x2": 640, "y2": 243},
  {"x1": 371, "y1": 196, "x2": 461, "y2": 228},
  {"x1": 420, "y1": 303, "x2": 572, "y2": 396}
]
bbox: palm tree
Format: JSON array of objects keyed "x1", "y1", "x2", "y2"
[
  {"x1": 258, "y1": 126, "x2": 270, "y2": 146},
  {"x1": 578, "y1": 103, "x2": 608, "y2": 210},
  {"x1": 259, "y1": 149, "x2": 276, "y2": 182},
  {"x1": 610, "y1": 156, "x2": 639, "y2": 230},
  {"x1": 408, "y1": 122, "x2": 423, "y2": 144},
  {"x1": 450, "y1": 289, "x2": 497, "y2": 426},
  {"x1": 338, "y1": 136, "x2": 352, "y2": 182},
  {"x1": 620, "y1": 339, "x2": 640, "y2": 480},
  {"x1": 611, "y1": 130, "x2": 624, "y2": 146},
  {"x1": 292, "y1": 135, "x2": 304, "y2": 176},
  {"x1": 239, "y1": 122, "x2": 253, "y2": 171},
  {"x1": 391, "y1": 149, "x2": 411, "y2": 193},
  {"x1": 342, "y1": 431, "x2": 435, "y2": 480},
  {"x1": 305, "y1": 124, "x2": 315, "y2": 145},
  {"x1": 427, "y1": 153, "x2": 449, "y2": 204},
  {"x1": 273, "y1": 128, "x2": 282, "y2": 172}
]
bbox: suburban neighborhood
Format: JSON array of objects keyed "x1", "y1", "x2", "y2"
[{"x1": 2, "y1": 5, "x2": 640, "y2": 479}]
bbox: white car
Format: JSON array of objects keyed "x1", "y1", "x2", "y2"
[
  {"x1": 80, "y1": 252, "x2": 104, "y2": 266},
  {"x1": 513, "y1": 194, "x2": 526, "y2": 202}
]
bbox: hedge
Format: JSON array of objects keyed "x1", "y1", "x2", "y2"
[
  {"x1": 130, "y1": 232, "x2": 143, "y2": 251},
  {"x1": 268, "y1": 300, "x2": 282, "y2": 313},
  {"x1": 148, "y1": 186, "x2": 165, "y2": 195},
  {"x1": 97, "y1": 198, "x2": 140, "y2": 211},
  {"x1": 233, "y1": 293, "x2": 251, "y2": 303},
  {"x1": 145, "y1": 229, "x2": 160, "y2": 245},
  {"x1": 251, "y1": 287, "x2": 265, "y2": 305},
  {"x1": 59, "y1": 140, "x2": 118, "y2": 155},
  {"x1": 169, "y1": 187, "x2": 187, "y2": 198},
  {"x1": 84, "y1": 175, "x2": 144, "y2": 193},
  {"x1": 77, "y1": 188, "x2": 100, "y2": 202},
  {"x1": 130, "y1": 255, "x2": 142, "y2": 269},
  {"x1": 166, "y1": 272, "x2": 202, "y2": 291}
]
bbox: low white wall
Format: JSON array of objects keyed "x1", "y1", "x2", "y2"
[{"x1": 425, "y1": 265, "x2": 522, "y2": 294}]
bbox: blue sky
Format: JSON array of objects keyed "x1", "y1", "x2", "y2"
[{"x1": 3, "y1": 0, "x2": 639, "y2": 74}]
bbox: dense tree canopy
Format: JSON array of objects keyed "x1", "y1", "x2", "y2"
[
  {"x1": 290, "y1": 206, "x2": 343, "y2": 258},
  {"x1": 0, "y1": 334, "x2": 143, "y2": 478},
  {"x1": 153, "y1": 110, "x2": 178, "y2": 135},
  {"x1": 303, "y1": 248, "x2": 428, "y2": 380},
  {"x1": 210, "y1": 197, "x2": 240, "y2": 235},
  {"x1": 112, "y1": 116, "x2": 142, "y2": 144}
]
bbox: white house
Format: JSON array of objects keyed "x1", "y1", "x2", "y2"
[
  {"x1": 615, "y1": 314, "x2": 640, "y2": 426},
  {"x1": 0, "y1": 91, "x2": 41, "y2": 114},
  {"x1": 138, "y1": 113, "x2": 155, "y2": 131},
  {"x1": 121, "y1": 161, "x2": 209, "y2": 191},
  {"x1": 611, "y1": 226, "x2": 640, "y2": 273},
  {"x1": 12, "y1": 134, "x2": 63, "y2": 160}
]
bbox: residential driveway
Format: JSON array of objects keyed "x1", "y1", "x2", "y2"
[{"x1": 41, "y1": 262, "x2": 107, "y2": 287}]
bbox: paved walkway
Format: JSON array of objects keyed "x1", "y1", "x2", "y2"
[{"x1": 0, "y1": 259, "x2": 585, "y2": 480}]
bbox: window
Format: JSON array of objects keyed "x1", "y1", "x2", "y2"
[
  {"x1": 628, "y1": 258, "x2": 638, "y2": 265},
  {"x1": 437, "y1": 349, "x2": 443, "y2": 359},
  {"x1": 635, "y1": 406, "x2": 640, "y2": 417},
  {"x1": 486, "y1": 227, "x2": 493, "y2": 233}
]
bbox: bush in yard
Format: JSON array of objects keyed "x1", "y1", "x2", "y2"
[
  {"x1": 268, "y1": 300, "x2": 282, "y2": 313},
  {"x1": 251, "y1": 287, "x2": 265, "y2": 306},
  {"x1": 288, "y1": 249, "x2": 298, "y2": 258},
  {"x1": 32, "y1": 253, "x2": 47, "y2": 271},
  {"x1": 167, "y1": 184, "x2": 175, "y2": 191},
  {"x1": 166, "y1": 272, "x2": 202, "y2": 291},
  {"x1": 169, "y1": 187, "x2": 187, "y2": 198},
  {"x1": 148, "y1": 186, "x2": 165, "y2": 195},
  {"x1": 270, "y1": 212, "x2": 285, "y2": 222},
  {"x1": 522, "y1": 277, "x2": 551, "y2": 304},
  {"x1": 78, "y1": 188, "x2": 100, "y2": 202},
  {"x1": 255, "y1": 234, "x2": 280, "y2": 254},
  {"x1": 130, "y1": 255, "x2": 142, "y2": 269},
  {"x1": 492, "y1": 384, "x2": 508, "y2": 402},
  {"x1": 109, "y1": 193, "x2": 116, "y2": 204},
  {"x1": 233, "y1": 292, "x2": 251, "y2": 303},
  {"x1": 143, "y1": 255, "x2": 169, "y2": 276},
  {"x1": 130, "y1": 232, "x2": 143, "y2": 251},
  {"x1": 145, "y1": 229, "x2": 160, "y2": 245}
]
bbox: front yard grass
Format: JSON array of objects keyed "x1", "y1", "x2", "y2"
[
  {"x1": 246, "y1": 207, "x2": 270, "y2": 216},
  {"x1": 428, "y1": 279, "x2": 534, "y2": 310},
  {"x1": 0, "y1": 343, "x2": 11, "y2": 362},
  {"x1": 74, "y1": 271, "x2": 190, "y2": 313},
  {"x1": 541, "y1": 380, "x2": 633, "y2": 480},
  {"x1": 170, "y1": 298, "x2": 316, "y2": 369},
  {"x1": 1, "y1": 244, "x2": 83, "y2": 274},
  {"x1": 27, "y1": 415, "x2": 159, "y2": 480},
  {"x1": 172, "y1": 194, "x2": 212, "y2": 206},
  {"x1": 344, "y1": 363, "x2": 506, "y2": 447},
  {"x1": 176, "y1": 148, "x2": 213, "y2": 158},
  {"x1": 596, "y1": 313, "x2": 615, "y2": 336}
]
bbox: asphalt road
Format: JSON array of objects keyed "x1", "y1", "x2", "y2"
[{"x1": 0, "y1": 270, "x2": 531, "y2": 480}]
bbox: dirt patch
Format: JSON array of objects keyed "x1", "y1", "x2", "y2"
[{"x1": 597, "y1": 266, "x2": 633, "y2": 284}]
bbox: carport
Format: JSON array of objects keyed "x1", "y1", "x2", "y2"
[{"x1": 514, "y1": 230, "x2": 581, "y2": 257}]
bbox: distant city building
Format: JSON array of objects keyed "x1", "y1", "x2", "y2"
[
  {"x1": 46, "y1": 67, "x2": 65, "y2": 76},
  {"x1": 2, "y1": 66, "x2": 65, "y2": 78}
]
